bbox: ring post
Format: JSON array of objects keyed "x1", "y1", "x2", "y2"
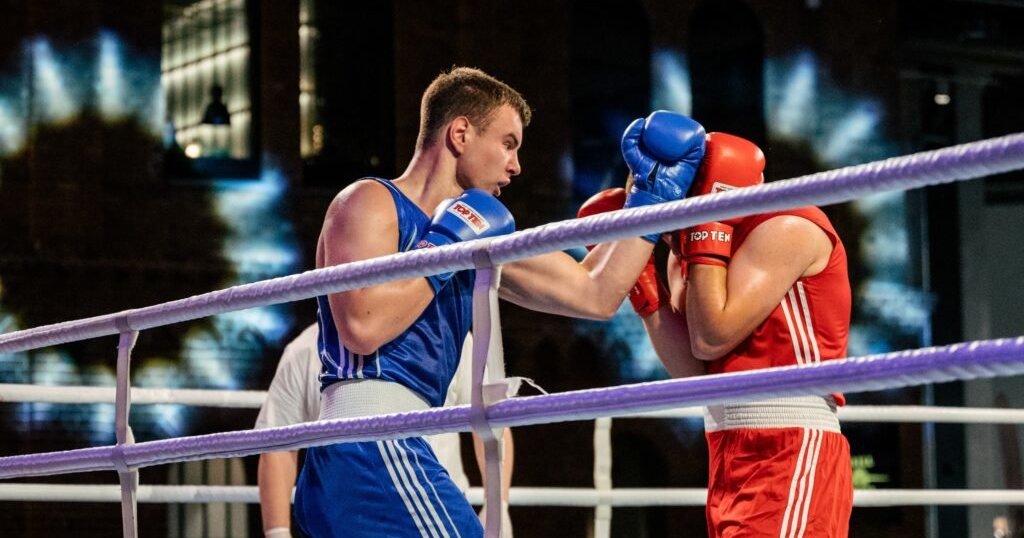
[{"x1": 113, "y1": 318, "x2": 140, "y2": 538}]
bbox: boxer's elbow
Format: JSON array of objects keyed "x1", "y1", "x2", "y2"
[
  {"x1": 687, "y1": 327, "x2": 735, "y2": 361},
  {"x1": 328, "y1": 294, "x2": 397, "y2": 355},
  {"x1": 556, "y1": 300, "x2": 618, "y2": 321},
  {"x1": 590, "y1": 302, "x2": 620, "y2": 321},
  {"x1": 585, "y1": 289, "x2": 627, "y2": 320},
  {"x1": 689, "y1": 340, "x2": 727, "y2": 361},
  {"x1": 336, "y1": 319, "x2": 385, "y2": 356}
]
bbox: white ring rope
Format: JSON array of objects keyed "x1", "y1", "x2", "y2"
[
  {"x1": 2, "y1": 484, "x2": 1023, "y2": 507},
  {"x1": 5, "y1": 390, "x2": 1024, "y2": 506},
  {"x1": 628, "y1": 405, "x2": 1024, "y2": 424},
  {"x1": 2, "y1": 336, "x2": 1024, "y2": 480},
  {"x1": 7, "y1": 382, "x2": 1024, "y2": 426},
  {"x1": 1, "y1": 133, "x2": 1023, "y2": 354},
  {"x1": 4, "y1": 394, "x2": 1023, "y2": 508},
  {"x1": 6, "y1": 385, "x2": 1024, "y2": 507},
  {"x1": 0, "y1": 383, "x2": 266, "y2": 407}
]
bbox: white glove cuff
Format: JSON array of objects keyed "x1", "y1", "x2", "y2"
[{"x1": 265, "y1": 527, "x2": 292, "y2": 538}]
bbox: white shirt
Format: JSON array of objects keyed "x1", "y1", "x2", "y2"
[
  {"x1": 254, "y1": 324, "x2": 321, "y2": 431},
  {"x1": 424, "y1": 334, "x2": 474, "y2": 491}
]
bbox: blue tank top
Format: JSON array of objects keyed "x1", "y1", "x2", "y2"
[{"x1": 315, "y1": 178, "x2": 474, "y2": 407}]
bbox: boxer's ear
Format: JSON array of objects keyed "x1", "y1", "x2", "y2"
[{"x1": 447, "y1": 116, "x2": 471, "y2": 156}]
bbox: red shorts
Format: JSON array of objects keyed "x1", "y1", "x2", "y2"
[{"x1": 706, "y1": 427, "x2": 852, "y2": 538}]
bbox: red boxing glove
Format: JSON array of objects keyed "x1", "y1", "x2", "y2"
[
  {"x1": 577, "y1": 188, "x2": 627, "y2": 222},
  {"x1": 577, "y1": 188, "x2": 627, "y2": 251},
  {"x1": 577, "y1": 188, "x2": 667, "y2": 317},
  {"x1": 688, "y1": 132, "x2": 766, "y2": 226},
  {"x1": 683, "y1": 133, "x2": 765, "y2": 267},
  {"x1": 628, "y1": 259, "x2": 669, "y2": 317}
]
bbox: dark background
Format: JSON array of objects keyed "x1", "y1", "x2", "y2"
[{"x1": 1, "y1": 0, "x2": 1023, "y2": 536}]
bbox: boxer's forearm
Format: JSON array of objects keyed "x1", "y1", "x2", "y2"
[{"x1": 259, "y1": 451, "x2": 299, "y2": 531}]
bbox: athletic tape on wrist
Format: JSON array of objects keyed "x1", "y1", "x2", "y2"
[{"x1": 264, "y1": 527, "x2": 292, "y2": 538}]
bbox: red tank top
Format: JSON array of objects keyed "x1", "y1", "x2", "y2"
[{"x1": 707, "y1": 207, "x2": 851, "y2": 401}]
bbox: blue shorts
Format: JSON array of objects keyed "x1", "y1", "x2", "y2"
[{"x1": 295, "y1": 438, "x2": 483, "y2": 538}]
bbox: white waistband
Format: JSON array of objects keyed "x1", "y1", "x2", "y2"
[
  {"x1": 320, "y1": 379, "x2": 430, "y2": 421},
  {"x1": 703, "y1": 396, "x2": 840, "y2": 432}
]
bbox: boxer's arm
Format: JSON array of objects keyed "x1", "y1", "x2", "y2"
[
  {"x1": 318, "y1": 180, "x2": 435, "y2": 354},
  {"x1": 499, "y1": 238, "x2": 655, "y2": 320},
  {"x1": 638, "y1": 254, "x2": 705, "y2": 378},
  {"x1": 641, "y1": 306, "x2": 705, "y2": 378},
  {"x1": 500, "y1": 113, "x2": 703, "y2": 319},
  {"x1": 685, "y1": 216, "x2": 832, "y2": 360},
  {"x1": 666, "y1": 250, "x2": 687, "y2": 314},
  {"x1": 258, "y1": 450, "x2": 298, "y2": 534}
]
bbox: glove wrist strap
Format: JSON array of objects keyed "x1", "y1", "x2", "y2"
[{"x1": 683, "y1": 222, "x2": 733, "y2": 264}]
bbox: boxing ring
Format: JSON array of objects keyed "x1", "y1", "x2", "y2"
[{"x1": 2, "y1": 133, "x2": 1024, "y2": 537}]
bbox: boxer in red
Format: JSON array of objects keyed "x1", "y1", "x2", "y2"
[{"x1": 582, "y1": 128, "x2": 854, "y2": 537}]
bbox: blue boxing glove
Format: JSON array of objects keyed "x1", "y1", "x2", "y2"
[
  {"x1": 416, "y1": 188, "x2": 516, "y2": 293},
  {"x1": 621, "y1": 111, "x2": 706, "y2": 227}
]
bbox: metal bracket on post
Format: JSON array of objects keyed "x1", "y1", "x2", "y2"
[
  {"x1": 469, "y1": 242, "x2": 509, "y2": 538},
  {"x1": 113, "y1": 314, "x2": 139, "y2": 538}
]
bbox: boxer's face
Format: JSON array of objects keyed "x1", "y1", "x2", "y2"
[{"x1": 456, "y1": 104, "x2": 523, "y2": 197}]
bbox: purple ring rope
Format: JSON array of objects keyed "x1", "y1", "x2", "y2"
[
  {"x1": 1, "y1": 133, "x2": 1023, "y2": 353},
  {"x1": 2, "y1": 336, "x2": 1022, "y2": 479}
]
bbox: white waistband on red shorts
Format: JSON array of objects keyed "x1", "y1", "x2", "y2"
[
  {"x1": 319, "y1": 379, "x2": 430, "y2": 421},
  {"x1": 703, "y1": 395, "x2": 840, "y2": 433}
]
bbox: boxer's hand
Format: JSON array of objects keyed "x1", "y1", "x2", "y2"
[
  {"x1": 417, "y1": 189, "x2": 516, "y2": 293},
  {"x1": 629, "y1": 257, "x2": 670, "y2": 317},
  {"x1": 687, "y1": 132, "x2": 765, "y2": 226},
  {"x1": 576, "y1": 188, "x2": 627, "y2": 249},
  {"x1": 681, "y1": 132, "x2": 765, "y2": 267},
  {"x1": 682, "y1": 223, "x2": 733, "y2": 267},
  {"x1": 621, "y1": 111, "x2": 706, "y2": 206},
  {"x1": 578, "y1": 188, "x2": 668, "y2": 316},
  {"x1": 620, "y1": 111, "x2": 706, "y2": 242}
]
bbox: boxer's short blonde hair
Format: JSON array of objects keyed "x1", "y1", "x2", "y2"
[{"x1": 417, "y1": 67, "x2": 531, "y2": 149}]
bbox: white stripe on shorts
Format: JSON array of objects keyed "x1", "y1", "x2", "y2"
[{"x1": 377, "y1": 440, "x2": 435, "y2": 538}]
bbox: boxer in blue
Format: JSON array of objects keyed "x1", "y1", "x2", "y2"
[{"x1": 295, "y1": 66, "x2": 705, "y2": 537}]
